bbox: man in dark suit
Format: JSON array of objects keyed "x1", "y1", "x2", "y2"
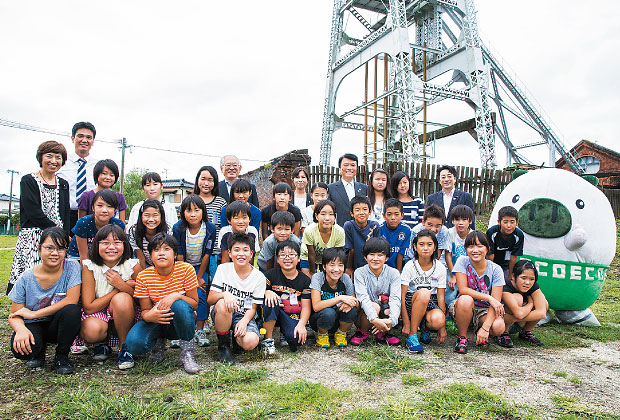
[
  {"x1": 328, "y1": 153, "x2": 368, "y2": 227},
  {"x1": 218, "y1": 155, "x2": 259, "y2": 207},
  {"x1": 425, "y1": 164, "x2": 475, "y2": 229}
]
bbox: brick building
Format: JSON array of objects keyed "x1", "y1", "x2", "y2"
[
  {"x1": 556, "y1": 140, "x2": 620, "y2": 188},
  {"x1": 241, "y1": 149, "x2": 311, "y2": 208}
]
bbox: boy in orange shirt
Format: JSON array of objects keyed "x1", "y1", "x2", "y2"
[{"x1": 124, "y1": 233, "x2": 200, "y2": 373}]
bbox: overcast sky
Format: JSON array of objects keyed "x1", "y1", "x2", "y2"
[{"x1": 1, "y1": 0, "x2": 618, "y2": 195}]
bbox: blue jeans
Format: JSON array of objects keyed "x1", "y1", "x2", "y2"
[
  {"x1": 310, "y1": 306, "x2": 357, "y2": 333},
  {"x1": 193, "y1": 264, "x2": 210, "y2": 321},
  {"x1": 125, "y1": 300, "x2": 195, "y2": 355},
  {"x1": 262, "y1": 304, "x2": 303, "y2": 351}
]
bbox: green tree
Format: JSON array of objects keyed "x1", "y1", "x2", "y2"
[{"x1": 113, "y1": 168, "x2": 147, "y2": 211}]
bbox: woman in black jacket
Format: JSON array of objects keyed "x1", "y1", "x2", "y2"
[{"x1": 7, "y1": 141, "x2": 70, "y2": 294}]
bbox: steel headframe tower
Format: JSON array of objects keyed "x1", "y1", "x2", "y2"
[{"x1": 319, "y1": 0, "x2": 583, "y2": 173}]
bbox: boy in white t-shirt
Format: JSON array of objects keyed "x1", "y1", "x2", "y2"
[{"x1": 207, "y1": 232, "x2": 266, "y2": 364}]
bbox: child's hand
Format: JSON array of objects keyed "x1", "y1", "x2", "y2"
[
  {"x1": 9, "y1": 307, "x2": 36, "y2": 320},
  {"x1": 294, "y1": 323, "x2": 307, "y2": 344},
  {"x1": 488, "y1": 296, "x2": 504, "y2": 318},
  {"x1": 340, "y1": 295, "x2": 358, "y2": 307},
  {"x1": 197, "y1": 277, "x2": 207, "y2": 291},
  {"x1": 105, "y1": 269, "x2": 124, "y2": 289},
  {"x1": 222, "y1": 292, "x2": 239, "y2": 312},
  {"x1": 234, "y1": 319, "x2": 248, "y2": 337},
  {"x1": 264, "y1": 290, "x2": 281, "y2": 308},
  {"x1": 340, "y1": 303, "x2": 352, "y2": 313},
  {"x1": 476, "y1": 326, "x2": 489, "y2": 345},
  {"x1": 158, "y1": 293, "x2": 178, "y2": 311},
  {"x1": 12, "y1": 329, "x2": 35, "y2": 355},
  {"x1": 371, "y1": 318, "x2": 391, "y2": 334},
  {"x1": 448, "y1": 276, "x2": 456, "y2": 290},
  {"x1": 437, "y1": 327, "x2": 447, "y2": 344},
  {"x1": 145, "y1": 306, "x2": 174, "y2": 324}
]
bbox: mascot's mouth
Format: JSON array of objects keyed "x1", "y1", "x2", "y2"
[{"x1": 518, "y1": 198, "x2": 571, "y2": 238}]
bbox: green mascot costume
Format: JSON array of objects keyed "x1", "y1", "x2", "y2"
[{"x1": 489, "y1": 168, "x2": 615, "y2": 325}]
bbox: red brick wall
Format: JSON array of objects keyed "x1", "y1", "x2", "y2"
[{"x1": 556, "y1": 141, "x2": 620, "y2": 188}]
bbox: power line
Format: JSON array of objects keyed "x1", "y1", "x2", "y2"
[{"x1": 0, "y1": 118, "x2": 269, "y2": 163}]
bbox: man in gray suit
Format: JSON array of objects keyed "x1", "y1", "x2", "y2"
[
  {"x1": 425, "y1": 164, "x2": 475, "y2": 228},
  {"x1": 328, "y1": 153, "x2": 368, "y2": 226}
]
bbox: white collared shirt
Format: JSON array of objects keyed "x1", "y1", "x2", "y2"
[
  {"x1": 57, "y1": 151, "x2": 98, "y2": 210},
  {"x1": 442, "y1": 188, "x2": 454, "y2": 217},
  {"x1": 225, "y1": 180, "x2": 232, "y2": 194},
  {"x1": 343, "y1": 179, "x2": 355, "y2": 200}
]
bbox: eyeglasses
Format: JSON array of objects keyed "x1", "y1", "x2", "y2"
[
  {"x1": 224, "y1": 163, "x2": 239, "y2": 168},
  {"x1": 278, "y1": 253, "x2": 298, "y2": 260},
  {"x1": 99, "y1": 241, "x2": 124, "y2": 248},
  {"x1": 41, "y1": 245, "x2": 67, "y2": 253}
]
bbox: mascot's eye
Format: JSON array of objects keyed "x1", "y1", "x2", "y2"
[
  {"x1": 512, "y1": 195, "x2": 520, "y2": 203},
  {"x1": 576, "y1": 199, "x2": 584, "y2": 209}
]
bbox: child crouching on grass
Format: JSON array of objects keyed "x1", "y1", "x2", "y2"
[
  {"x1": 497, "y1": 260, "x2": 547, "y2": 347},
  {"x1": 261, "y1": 240, "x2": 311, "y2": 355},
  {"x1": 124, "y1": 233, "x2": 200, "y2": 374},
  {"x1": 208, "y1": 233, "x2": 266, "y2": 364},
  {"x1": 450, "y1": 231, "x2": 505, "y2": 354},
  {"x1": 350, "y1": 237, "x2": 401, "y2": 345},
  {"x1": 309, "y1": 247, "x2": 358, "y2": 348},
  {"x1": 400, "y1": 230, "x2": 447, "y2": 354}
]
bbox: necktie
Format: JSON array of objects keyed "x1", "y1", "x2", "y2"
[
  {"x1": 76, "y1": 158, "x2": 87, "y2": 201},
  {"x1": 344, "y1": 181, "x2": 355, "y2": 200}
]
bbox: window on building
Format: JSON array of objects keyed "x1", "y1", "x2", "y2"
[{"x1": 576, "y1": 155, "x2": 600, "y2": 174}]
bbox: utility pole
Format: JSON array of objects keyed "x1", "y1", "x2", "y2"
[
  {"x1": 6, "y1": 169, "x2": 19, "y2": 231},
  {"x1": 119, "y1": 138, "x2": 128, "y2": 195}
]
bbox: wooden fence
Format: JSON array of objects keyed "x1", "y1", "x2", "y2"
[
  {"x1": 601, "y1": 188, "x2": 620, "y2": 218},
  {"x1": 308, "y1": 163, "x2": 512, "y2": 214}
]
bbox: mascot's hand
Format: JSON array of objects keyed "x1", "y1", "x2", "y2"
[{"x1": 564, "y1": 225, "x2": 587, "y2": 251}]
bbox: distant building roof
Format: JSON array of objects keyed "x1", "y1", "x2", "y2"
[
  {"x1": 162, "y1": 178, "x2": 194, "y2": 189},
  {"x1": 0, "y1": 194, "x2": 19, "y2": 202},
  {"x1": 556, "y1": 139, "x2": 620, "y2": 168}
]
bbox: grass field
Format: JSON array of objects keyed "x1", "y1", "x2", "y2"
[{"x1": 1, "y1": 225, "x2": 619, "y2": 420}]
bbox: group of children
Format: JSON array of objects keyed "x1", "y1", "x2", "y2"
[{"x1": 7, "y1": 164, "x2": 548, "y2": 376}]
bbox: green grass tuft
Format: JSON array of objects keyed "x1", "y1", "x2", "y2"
[
  {"x1": 346, "y1": 346, "x2": 424, "y2": 380},
  {"x1": 553, "y1": 371, "x2": 568, "y2": 378},
  {"x1": 401, "y1": 374, "x2": 429, "y2": 386},
  {"x1": 185, "y1": 365, "x2": 268, "y2": 390},
  {"x1": 551, "y1": 395, "x2": 620, "y2": 420}
]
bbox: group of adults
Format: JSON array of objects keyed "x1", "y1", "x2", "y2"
[{"x1": 6, "y1": 121, "x2": 476, "y2": 294}]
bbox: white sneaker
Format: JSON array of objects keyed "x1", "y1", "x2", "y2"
[
  {"x1": 194, "y1": 330, "x2": 210, "y2": 347},
  {"x1": 279, "y1": 335, "x2": 288, "y2": 347},
  {"x1": 70, "y1": 344, "x2": 88, "y2": 355},
  {"x1": 170, "y1": 340, "x2": 180, "y2": 348},
  {"x1": 262, "y1": 338, "x2": 276, "y2": 355},
  {"x1": 203, "y1": 323, "x2": 211, "y2": 334}
]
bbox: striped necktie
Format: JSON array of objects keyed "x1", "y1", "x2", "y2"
[{"x1": 76, "y1": 158, "x2": 87, "y2": 200}]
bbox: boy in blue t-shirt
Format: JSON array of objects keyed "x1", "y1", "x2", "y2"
[
  {"x1": 344, "y1": 196, "x2": 380, "y2": 279},
  {"x1": 378, "y1": 198, "x2": 411, "y2": 272},
  {"x1": 486, "y1": 206, "x2": 524, "y2": 281}
]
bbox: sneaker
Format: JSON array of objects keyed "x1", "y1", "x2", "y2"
[
  {"x1": 117, "y1": 347, "x2": 135, "y2": 370},
  {"x1": 519, "y1": 330, "x2": 543, "y2": 346},
  {"x1": 477, "y1": 339, "x2": 490, "y2": 348},
  {"x1": 170, "y1": 339, "x2": 180, "y2": 348},
  {"x1": 454, "y1": 336, "x2": 468, "y2": 354},
  {"x1": 334, "y1": 331, "x2": 347, "y2": 347},
  {"x1": 203, "y1": 323, "x2": 211, "y2": 334},
  {"x1": 26, "y1": 358, "x2": 45, "y2": 369},
  {"x1": 150, "y1": 337, "x2": 167, "y2": 363},
  {"x1": 70, "y1": 344, "x2": 88, "y2": 355},
  {"x1": 406, "y1": 334, "x2": 424, "y2": 353},
  {"x1": 420, "y1": 330, "x2": 432, "y2": 344},
  {"x1": 262, "y1": 338, "x2": 277, "y2": 355},
  {"x1": 495, "y1": 332, "x2": 514, "y2": 348},
  {"x1": 376, "y1": 332, "x2": 401, "y2": 345},
  {"x1": 350, "y1": 330, "x2": 370, "y2": 346},
  {"x1": 279, "y1": 334, "x2": 288, "y2": 347},
  {"x1": 316, "y1": 334, "x2": 330, "y2": 348},
  {"x1": 194, "y1": 329, "x2": 211, "y2": 347},
  {"x1": 53, "y1": 355, "x2": 74, "y2": 374},
  {"x1": 92, "y1": 343, "x2": 111, "y2": 361},
  {"x1": 218, "y1": 345, "x2": 235, "y2": 364}
]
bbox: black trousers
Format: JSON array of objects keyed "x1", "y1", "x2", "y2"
[
  {"x1": 69, "y1": 210, "x2": 79, "y2": 234},
  {"x1": 10, "y1": 304, "x2": 81, "y2": 360}
]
